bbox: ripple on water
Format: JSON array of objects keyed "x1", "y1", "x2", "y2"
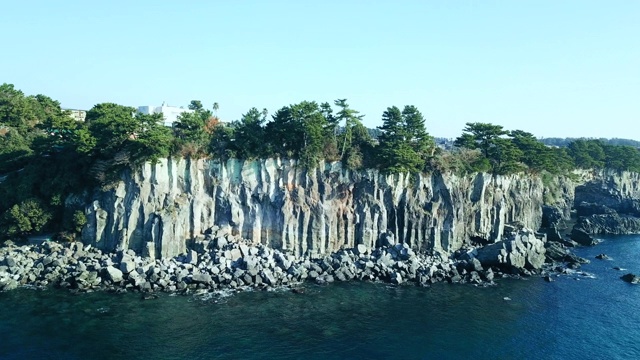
[{"x1": 1, "y1": 235, "x2": 640, "y2": 359}]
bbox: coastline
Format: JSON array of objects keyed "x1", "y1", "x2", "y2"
[{"x1": 0, "y1": 225, "x2": 586, "y2": 295}]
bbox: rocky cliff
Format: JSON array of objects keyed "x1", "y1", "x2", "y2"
[
  {"x1": 571, "y1": 170, "x2": 640, "y2": 237},
  {"x1": 82, "y1": 158, "x2": 546, "y2": 259},
  {"x1": 574, "y1": 170, "x2": 640, "y2": 217}
]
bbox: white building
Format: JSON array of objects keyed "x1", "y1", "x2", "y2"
[{"x1": 137, "y1": 102, "x2": 194, "y2": 127}]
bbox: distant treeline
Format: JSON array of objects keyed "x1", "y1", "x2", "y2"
[
  {"x1": 2, "y1": 83, "x2": 640, "y2": 239},
  {"x1": 540, "y1": 137, "x2": 640, "y2": 148}
]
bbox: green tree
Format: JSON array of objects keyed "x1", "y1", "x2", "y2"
[
  {"x1": 376, "y1": 105, "x2": 434, "y2": 173},
  {"x1": 213, "y1": 102, "x2": 219, "y2": 116},
  {"x1": 188, "y1": 100, "x2": 203, "y2": 111},
  {"x1": 232, "y1": 107, "x2": 267, "y2": 159},
  {"x1": 334, "y1": 99, "x2": 363, "y2": 159},
  {"x1": 455, "y1": 122, "x2": 509, "y2": 158},
  {"x1": 567, "y1": 139, "x2": 605, "y2": 169},
  {"x1": 508, "y1": 130, "x2": 556, "y2": 172},
  {"x1": 1, "y1": 199, "x2": 52, "y2": 238}
]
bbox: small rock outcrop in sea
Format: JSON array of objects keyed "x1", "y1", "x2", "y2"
[
  {"x1": 620, "y1": 273, "x2": 640, "y2": 284},
  {"x1": 1, "y1": 225, "x2": 550, "y2": 293},
  {"x1": 595, "y1": 254, "x2": 610, "y2": 260}
]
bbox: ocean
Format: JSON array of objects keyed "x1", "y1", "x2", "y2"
[{"x1": 1, "y1": 235, "x2": 640, "y2": 360}]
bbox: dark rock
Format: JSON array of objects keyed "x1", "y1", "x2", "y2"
[
  {"x1": 542, "y1": 206, "x2": 566, "y2": 229},
  {"x1": 544, "y1": 275, "x2": 554, "y2": 282},
  {"x1": 620, "y1": 273, "x2": 640, "y2": 284},
  {"x1": 390, "y1": 271, "x2": 403, "y2": 285},
  {"x1": 570, "y1": 229, "x2": 598, "y2": 246},
  {"x1": 470, "y1": 257, "x2": 484, "y2": 272},
  {"x1": 574, "y1": 214, "x2": 640, "y2": 236},
  {"x1": 186, "y1": 250, "x2": 198, "y2": 265},
  {"x1": 378, "y1": 231, "x2": 396, "y2": 247},
  {"x1": 476, "y1": 230, "x2": 545, "y2": 270},
  {"x1": 595, "y1": 254, "x2": 611, "y2": 260},
  {"x1": 575, "y1": 202, "x2": 617, "y2": 217}
]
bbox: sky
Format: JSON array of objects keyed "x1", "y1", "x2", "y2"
[{"x1": 2, "y1": 0, "x2": 639, "y2": 139}]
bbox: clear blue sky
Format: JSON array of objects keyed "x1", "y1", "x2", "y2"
[{"x1": 2, "y1": 0, "x2": 638, "y2": 139}]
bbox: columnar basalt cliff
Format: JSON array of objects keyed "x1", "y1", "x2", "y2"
[
  {"x1": 82, "y1": 158, "x2": 546, "y2": 259},
  {"x1": 572, "y1": 170, "x2": 640, "y2": 237}
]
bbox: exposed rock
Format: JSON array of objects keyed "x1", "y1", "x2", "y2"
[
  {"x1": 186, "y1": 250, "x2": 198, "y2": 265},
  {"x1": 595, "y1": 254, "x2": 610, "y2": 260},
  {"x1": 574, "y1": 171, "x2": 640, "y2": 217},
  {"x1": 621, "y1": 273, "x2": 640, "y2": 284},
  {"x1": 570, "y1": 229, "x2": 598, "y2": 246},
  {"x1": 475, "y1": 230, "x2": 546, "y2": 270},
  {"x1": 573, "y1": 214, "x2": 640, "y2": 236},
  {"x1": 104, "y1": 266, "x2": 123, "y2": 283},
  {"x1": 120, "y1": 260, "x2": 136, "y2": 274},
  {"x1": 191, "y1": 273, "x2": 212, "y2": 284},
  {"x1": 82, "y1": 158, "x2": 546, "y2": 258}
]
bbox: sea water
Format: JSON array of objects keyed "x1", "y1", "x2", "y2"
[{"x1": 1, "y1": 235, "x2": 640, "y2": 360}]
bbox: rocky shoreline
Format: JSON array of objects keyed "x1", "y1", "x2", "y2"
[{"x1": 1, "y1": 225, "x2": 591, "y2": 295}]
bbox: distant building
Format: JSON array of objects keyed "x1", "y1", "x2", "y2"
[
  {"x1": 65, "y1": 109, "x2": 86, "y2": 122},
  {"x1": 137, "y1": 102, "x2": 194, "y2": 127}
]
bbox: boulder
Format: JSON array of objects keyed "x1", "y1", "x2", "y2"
[
  {"x1": 621, "y1": 273, "x2": 640, "y2": 284},
  {"x1": 186, "y1": 250, "x2": 198, "y2": 265},
  {"x1": 476, "y1": 230, "x2": 545, "y2": 270},
  {"x1": 595, "y1": 254, "x2": 611, "y2": 260},
  {"x1": 105, "y1": 266, "x2": 123, "y2": 283},
  {"x1": 378, "y1": 231, "x2": 396, "y2": 247},
  {"x1": 191, "y1": 273, "x2": 212, "y2": 284},
  {"x1": 120, "y1": 260, "x2": 136, "y2": 274},
  {"x1": 570, "y1": 229, "x2": 597, "y2": 246},
  {"x1": 214, "y1": 237, "x2": 228, "y2": 249},
  {"x1": 390, "y1": 271, "x2": 403, "y2": 285},
  {"x1": 355, "y1": 244, "x2": 368, "y2": 256}
]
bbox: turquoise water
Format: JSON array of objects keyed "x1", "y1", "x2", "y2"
[{"x1": 2, "y1": 235, "x2": 640, "y2": 360}]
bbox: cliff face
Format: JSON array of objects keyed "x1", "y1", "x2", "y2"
[
  {"x1": 574, "y1": 170, "x2": 640, "y2": 216},
  {"x1": 82, "y1": 158, "x2": 545, "y2": 259}
]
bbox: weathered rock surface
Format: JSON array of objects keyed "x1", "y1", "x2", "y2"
[
  {"x1": 574, "y1": 171, "x2": 640, "y2": 217},
  {"x1": 475, "y1": 230, "x2": 546, "y2": 270},
  {"x1": 571, "y1": 170, "x2": 640, "y2": 237},
  {"x1": 82, "y1": 158, "x2": 546, "y2": 259},
  {"x1": 570, "y1": 228, "x2": 598, "y2": 246},
  {"x1": 2, "y1": 227, "x2": 547, "y2": 294},
  {"x1": 621, "y1": 273, "x2": 640, "y2": 284},
  {"x1": 573, "y1": 214, "x2": 640, "y2": 236}
]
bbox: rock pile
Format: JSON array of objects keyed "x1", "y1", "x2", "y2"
[{"x1": 1, "y1": 227, "x2": 552, "y2": 293}]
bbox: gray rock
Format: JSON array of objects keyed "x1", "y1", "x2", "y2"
[
  {"x1": 186, "y1": 250, "x2": 198, "y2": 265},
  {"x1": 570, "y1": 228, "x2": 598, "y2": 246},
  {"x1": 5, "y1": 257, "x2": 16, "y2": 268},
  {"x1": 214, "y1": 237, "x2": 228, "y2": 249},
  {"x1": 191, "y1": 273, "x2": 212, "y2": 284},
  {"x1": 105, "y1": 266, "x2": 123, "y2": 283},
  {"x1": 120, "y1": 260, "x2": 136, "y2": 274},
  {"x1": 390, "y1": 271, "x2": 403, "y2": 285},
  {"x1": 355, "y1": 244, "x2": 368, "y2": 255},
  {"x1": 230, "y1": 249, "x2": 242, "y2": 262},
  {"x1": 261, "y1": 269, "x2": 276, "y2": 285}
]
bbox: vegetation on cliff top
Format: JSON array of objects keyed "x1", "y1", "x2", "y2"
[{"x1": 2, "y1": 83, "x2": 640, "y2": 239}]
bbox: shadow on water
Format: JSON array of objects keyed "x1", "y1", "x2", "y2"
[{"x1": 2, "y1": 235, "x2": 640, "y2": 360}]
